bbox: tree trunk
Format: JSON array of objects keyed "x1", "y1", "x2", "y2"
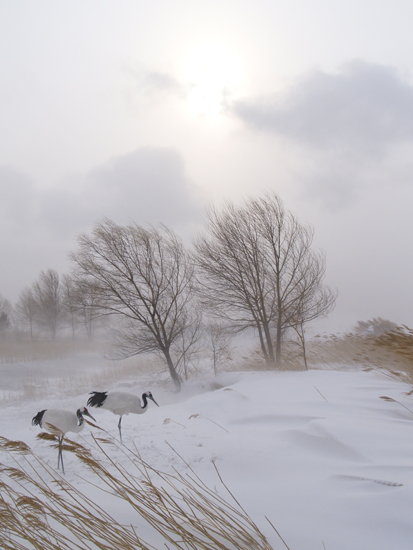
[
  {"x1": 256, "y1": 323, "x2": 269, "y2": 363},
  {"x1": 275, "y1": 311, "x2": 282, "y2": 369},
  {"x1": 302, "y1": 336, "x2": 308, "y2": 371},
  {"x1": 262, "y1": 321, "x2": 275, "y2": 366},
  {"x1": 164, "y1": 349, "x2": 182, "y2": 392},
  {"x1": 294, "y1": 324, "x2": 308, "y2": 370}
]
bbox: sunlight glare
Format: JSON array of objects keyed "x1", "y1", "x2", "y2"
[{"x1": 180, "y1": 43, "x2": 242, "y2": 119}]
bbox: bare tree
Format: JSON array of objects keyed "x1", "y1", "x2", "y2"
[
  {"x1": 206, "y1": 321, "x2": 233, "y2": 375},
  {"x1": 70, "y1": 219, "x2": 197, "y2": 391},
  {"x1": 0, "y1": 294, "x2": 12, "y2": 340},
  {"x1": 70, "y1": 277, "x2": 102, "y2": 341},
  {"x1": 15, "y1": 287, "x2": 37, "y2": 340},
  {"x1": 173, "y1": 309, "x2": 203, "y2": 380},
  {"x1": 290, "y1": 258, "x2": 338, "y2": 369},
  {"x1": 195, "y1": 200, "x2": 274, "y2": 363},
  {"x1": 194, "y1": 192, "x2": 336, "y2": 368},
  {"x1": 61, "y1": 274, "x2": 78, "y2": 339},
  {"x1": 32, "y1": 269, "x2": 62, "y2": 339}
]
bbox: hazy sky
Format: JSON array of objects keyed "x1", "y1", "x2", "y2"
[{"x1": 1, "y1": 0, "x2": 413, "y2": 333}]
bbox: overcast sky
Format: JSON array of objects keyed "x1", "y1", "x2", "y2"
[{"x1": 1, "y1": 0, "x2": 413, "y2": 333}]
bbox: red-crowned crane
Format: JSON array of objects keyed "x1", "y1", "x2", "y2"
[
  {"x1": 87, "y1": 390, "x2": 159, "y2": 442},
  {"x1": 32, "y1": 407, "x2": 96, "y2": 474}
]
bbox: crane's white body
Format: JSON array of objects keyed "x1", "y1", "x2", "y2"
[
  {"x1": 87, "y1": 390, "x2": 159, "y2": 442},
  {"x1": 97, "y1": 391, "x2": 149, "y2": 416},
  {"x1": 41, "y1": 409, "x2": 88, "y2": 436},
  {"x1": 32, "y1": 407, "x2": 95, "y2": 473}
]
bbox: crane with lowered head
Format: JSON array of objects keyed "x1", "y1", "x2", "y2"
[{"x1": 32, "y1": 406, "x2": 96, "y2": 474}]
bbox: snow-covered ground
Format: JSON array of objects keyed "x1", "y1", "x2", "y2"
[{"x1": 1, "y1": 355, "x2": 413, "y2": 549}]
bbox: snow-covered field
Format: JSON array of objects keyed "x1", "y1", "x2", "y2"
[{"x1": 1, "y1": 355, "x2": 413, "y2": 549}]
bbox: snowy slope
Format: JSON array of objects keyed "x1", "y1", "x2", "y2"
[{"x1": 1, "y1": 359, "x2": 413, "y2": 549}]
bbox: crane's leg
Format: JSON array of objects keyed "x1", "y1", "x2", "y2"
[
  {"x1": 57, "y1": 437, "x2": 61, "y2": 470},
  {"x1": 58, "y1": 436, "x2": 65, "y2": 474},
  {"x1": 118, "y1": 416, "x2": 123, "y2": 443}
]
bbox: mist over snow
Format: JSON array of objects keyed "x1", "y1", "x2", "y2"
[{"x1": 1, "y1": 353, "x2": 413, "y2": 549}]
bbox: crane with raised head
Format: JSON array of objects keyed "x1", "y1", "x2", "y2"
[
  {"x1": 32, "y1": 406, "x2": 96, "y2": 474},
  {"x1": 87, "y1": 390, "x2": 159, "y2": 442}
]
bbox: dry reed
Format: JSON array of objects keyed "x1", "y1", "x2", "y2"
[
  {"x1": 306, "y1": 325, "x2": 413, "y2": 383},
  {"x1": 235, "y1": 323, "x2": 413, "y2": 380},
  {"x1": 0, "y1": 433, "x2": 276, "y2": 550}
]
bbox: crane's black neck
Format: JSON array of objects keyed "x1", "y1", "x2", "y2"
[
  {"x1": 141, "y1": 393, "x2": 149, "y2": 409},
  {"x1": 76, "y1": 409, "x2": 84, "y2": 426}
]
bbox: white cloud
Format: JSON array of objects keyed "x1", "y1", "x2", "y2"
[
  {"x1": 231, "y1": 60, "x2": 413, "y2": 208},
  {"x1": 124, "y1": 66, "x2": 188, "y2": 109},
  {"x1": 86, "y1": 147, "x2": 202, "y2": 229},
  {"x1": 0, "y1": 147, "x2": 203, "y2": 301},
  {"x1": 34, "y1": 146, "x2": 202, "y2": 236},
  {"x1": 233, "y1": 60, "x2": 413, "y2": 150}
]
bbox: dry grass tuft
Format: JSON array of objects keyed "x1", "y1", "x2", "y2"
[
  {"x1": 307, "y1": 325, "x2": 413, "y2": 383},
  {"x1": 0, "y1": 435, "x2": 276, "y2": 550},
  {"x1": 232, "y1": 323, "x2": 413, "y2": 384},
  {"x1": 0, "y1": 437, "x2": 31, "y2": 454},
  {"x1": 379, "y1": 395, "x2": 413, "y2": 416}
]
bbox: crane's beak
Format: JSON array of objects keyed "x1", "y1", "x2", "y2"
[
  {"x1": 84, "y1": 409, "x2": 96, "y2": 422},
  {"x1": 149, "y1": 395, "x2": 159, "y2": 407}
]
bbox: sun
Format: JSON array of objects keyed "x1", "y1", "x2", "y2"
[{"x1": 180, "y1": 43, "x2": 242, "y2": 118}]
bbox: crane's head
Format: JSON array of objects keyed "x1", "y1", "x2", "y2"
[
  {"x1": 78, "y1": 407, "x2": 96, "y2": 422},
  {"x1": 144, "y1": 391, "x2": 159, "y2": 407}
]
